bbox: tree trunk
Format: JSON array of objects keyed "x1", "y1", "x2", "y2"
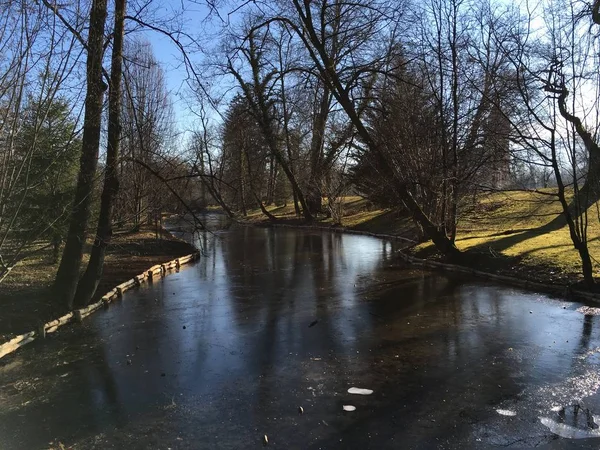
[
  {"x1": 52, "y1": 236, "x2": 61, "y2": 264},
  {"x1": 540, "y1": 86, "x2": 600, "y2": 230},
  {"x1": 292, "y1": 189, "x2": 301, "y2": 216},
  {"x1": 269, "y1": 143, "x2": 312, "y2": 220},
  {"x1": 266, "y1": 155, "x2": 275, "y2": 205},
  {"x1": 550, "y1": 125, "x2": 594, "y2": 286},
  {"x1": 73, "y1": 0, "x2": 126, "y2": 307},
  {"x1": 306, "y1": 191, "x2": 322, "y2": 215},
  {"x1": 53, "y1": 0, "x2": 108, "y2": 310},
  {"x1": 240, "y1": 144, "x2": 248, "y2": 216},
  {"x1": 306, "y1": 87, "x2": 330, "y2": 215},
  {"x1": 228, "y1": 32, "x2": 313, "y2": 221}
]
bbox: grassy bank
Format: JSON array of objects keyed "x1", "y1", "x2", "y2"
[
  {"x1": 0, "y1": 226, "x2": 196, "y2": 341},
  {"x1": 244, "y1": 192, "x2": 600, "y2": 287},
  {"x1": 411, "y1": 191, "x2": 600, "y2": 286},
  {"x1": 243, "y1": 196, "x2": 418, "y2": 237}
]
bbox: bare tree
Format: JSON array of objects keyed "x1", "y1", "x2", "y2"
[
  {"x1": 116, "y1": 39, "x2": 174, "y2": 228},
  {"x1": 493, "y1": 0, "x2": 598, "y2": 285},
  {"x1": 188, "y1": 102, "x2": 237, "y2": 218},
  {"x1": 225, "y1": 25, "x2": 314, "y2": 220},
  {"x1": 74, "y1": 0, "x2": 127, "y2": 307},
  {"x1": 53, "y1": 0, "x2": 108, "y2": 310},
  {"x1": 242, "y1": 0, "x2": 463, "y2": 257}
]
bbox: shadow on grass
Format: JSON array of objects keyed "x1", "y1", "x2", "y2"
[
  {"x1": 468, "y1": 214, "x2": 569, "y2": 255},
  {"x1": 350, "y1": 209, "x2": 417, "y2": 237},
  {"x1": 342, "y1": 197, "x2": 370, "y2": 214},
  {"x1": 264, "y1": 205, "x2": 290, "y2": 215}
]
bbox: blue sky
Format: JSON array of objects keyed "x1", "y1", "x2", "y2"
[{"x1": 131, "y1": 0, "x2": 226, "y2": 143}]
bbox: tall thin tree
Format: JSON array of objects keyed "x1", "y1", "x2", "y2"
[
  {"x1": 74, "y1": 0, "x2": 126, "y2": 307},
  {"x1": 53, "y1": 0, "x2": 108, "y2": 310}
]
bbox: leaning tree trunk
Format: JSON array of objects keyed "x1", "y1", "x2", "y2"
[
  {"x1": 289, "y1": 0, "x2": 459, "y2": 257},
  {"x1": 73, "y1": 0, "x2": 126, "y2": 307},
  {"x1": 53, "y1": 0, "x2": 108, "y2": 310},
  {"x1": 540, "y1": 86, "x2": 600, "y2": 232},
  {"x1": 228, "y1": 32, "x2": 313, "y2": 221}
]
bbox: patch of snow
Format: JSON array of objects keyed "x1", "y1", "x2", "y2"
[{"x1": 347, "y1": 387, "x2": 373, "y2": 395}]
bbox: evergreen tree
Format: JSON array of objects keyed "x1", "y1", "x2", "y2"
[{"x1": 12, "y1": 96, "x2": 80, "y2": 262}]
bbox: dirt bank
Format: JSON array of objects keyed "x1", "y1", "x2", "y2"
[{"x1": 0, "y1": 226, "x2": 196, "y2": 341}]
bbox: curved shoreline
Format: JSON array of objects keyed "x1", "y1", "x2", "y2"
[
  {"x1": 249, "y1": 219, "x2": 600, "y2": 304},
  {"x1": 250, "y1": 220, "x2": 417, "y2": 243},
  {"x1": 0, "y1": 247, "x2": 200, "y2": 361}
]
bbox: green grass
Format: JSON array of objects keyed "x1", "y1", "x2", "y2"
[
  {"x1": 244, "y1": 196, "x2": 390, "y2": 226},
  {"x1": 415, "y1": 190, "x2": 600, "y2": 280}
]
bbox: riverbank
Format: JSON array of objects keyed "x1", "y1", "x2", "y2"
[
  {"x1": 0, "y1": 226, "x2": 197, "y2": 341},
  {"x1": 241, "y1": 192, "x2": 600, "y2": 291}
]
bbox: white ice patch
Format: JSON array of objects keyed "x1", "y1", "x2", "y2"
[
  {"x1": 551, "y1": 406, "x2": 563, "y2": 412},
  {"x1": 540, "y1": 417, "x2": 600, "y2": 439},
  {"x1": 343, "y1": 405, "x2": 356, "y2": 411},
  {"x1": 496, "y1": 409, "x2": 517, "y2": 416},
  {"x1": 347, "y1": 387, "x2": 373, "y2": 395}
]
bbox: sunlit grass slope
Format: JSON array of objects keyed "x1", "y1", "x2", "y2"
[
  {"x1": 244, "y1": 196, "x2": 414, "y2": 235},
  {"x1": 415, "y1": 190, "x2": 600, "y2": 279}
]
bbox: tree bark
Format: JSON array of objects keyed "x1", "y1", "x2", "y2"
[
  {"x1": 305, "y1": 85, "x2": 330, "y2": 216},
  {"x1": 593, "y1": 0, "x2": 600, "y2": 25},
  {"x1": 53, "y1": 0, "x2": 108, "y2": 310},
  {"x1": 74, "y1": 0, "x2": 126, "y2": 307},
  {"x1": 550, "y1": 131, "x2": 594, "y2": 286},
  {"x1": 538, "y1": 84, "x2": 600, "y2": 232}
]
